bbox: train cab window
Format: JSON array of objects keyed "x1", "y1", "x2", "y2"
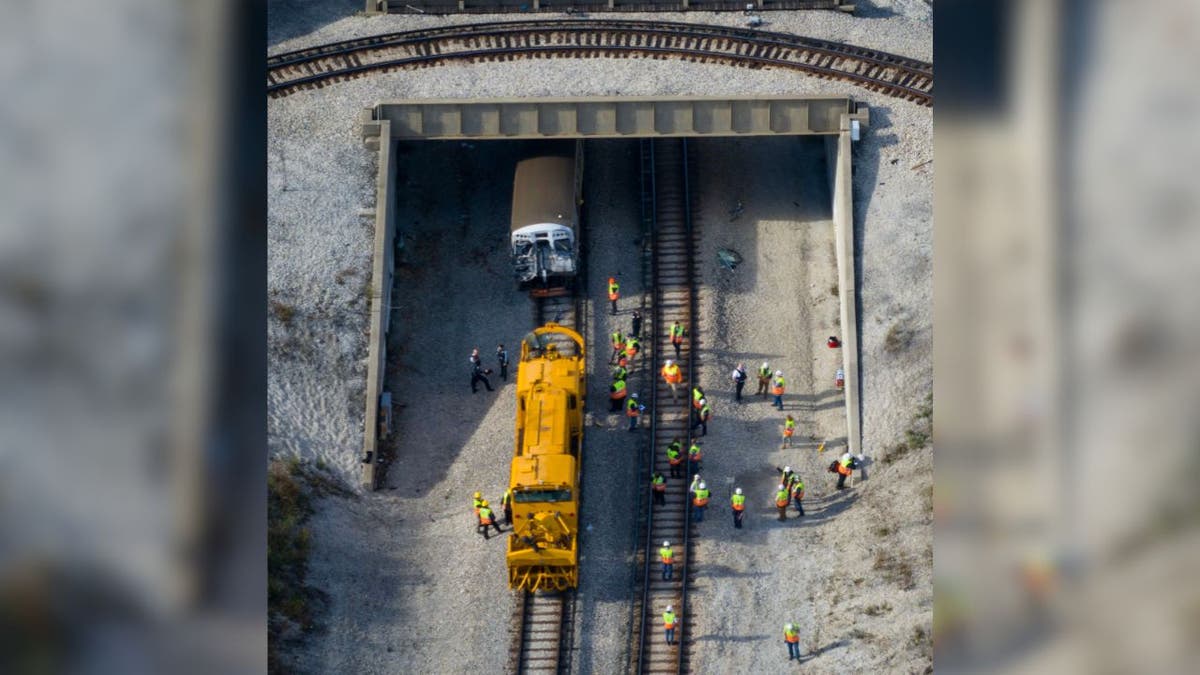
[{"x1": 513, "y1": 488, "x2": 572, "y2": 503}]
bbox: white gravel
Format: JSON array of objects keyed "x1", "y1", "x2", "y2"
[{"x1": 268, "y1": 2, "x2": 930, "y2": 672}]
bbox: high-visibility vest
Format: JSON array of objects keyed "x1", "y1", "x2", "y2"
[
  {"x1": 612, "y1": 365, "x2": 628, "y2": 381},
  {"x1": 836, "y1": 462, "x2": 852, "y2": 476},
  {"x1": 693, "y1": 488, "x2": 710, "y2": 506},
  {"x1": 784, "y1": 627, "x2": 799, "y2": 643},
  {"x1": 699, "y1": 404, "x2": 712, "y2": 420},
  {"x1": 759, "y1": 365, "x2": 771, "y2": 378},
  {"x1": 502, "y1": 490, "x2": 512, "y2": 507},
  {"x1": 731, "y1": 494, "x2": 745, "y2": 511},
  {"x1": 479, "y1": 506, "x2": 494, "y2": 524},
  {"x1": 473, "y1": 497, "x2": 483, "y2": 514},
  {"x1": 773, "y1": 377, "x2": 786, "y2": 395},
  {"x1": 610, "y1": 379, "x2": 627, "y2": 399},
  {"x1": 608, "y1": 281, "x2": 620, "y2": 300},
  {"x1": 627, "y1": 399, "x2": 640, "y2": 417},
  {"x1": 661, "y1": 363, "x2": 681, "y2": 383},
  {"x1": 625, "y1": 338, "x2": 640, "y2": 356},
  {"x1": 663, "y1": 611, "x2": 676, "y2": 629},
  {"x1": 611, "y1": 331, "x2": 624, "y2": 349},
  {"x1": 660, "y1": 547, "x2": 674, "y2": 564},
  {"x1": 776, "y1": 490, "x2": 790, "y2": 507},
  {"x1": 688, "y1": 443, "x2": 702, "y2": 461},
  {"x1": 780, "y1": 471, "x2": 794, "y2": 488},
  {"x1": 692, "y1": 388, "x2": 704, "y2": 404},
  {"x1": 792, "y1": 482, "x2": 805, "y2": 500},
  {"x1": 784, "y1": 419, "x2": 795, "y2": 436},
  {"x1": 652, "y1": 475, "x2": 666, "y2": 492},
  {"x1": 667, "y1": 446, "x2": 682, "y2": 465},
  {"x1": 671, "y1": 323, "x2": 685, "y2": 342}
]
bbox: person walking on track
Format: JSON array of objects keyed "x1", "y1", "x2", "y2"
[
  {"x1": 626, "y1": 393, "x2": 643, "y2": 431},
  {"x1": 688, "y1": 440, "x2": 703, "y2": 474},
  {"x1": 784, "y1": 622, "x2": 802, "y2": 660},
  {"x1": 651, "y1": 471, "x2": 667, "y2": 506},
  {"x1": 757, "y1": 361, "x2": 772, "y2": 396},
  {"x1": 772, "y1": 370, "x2": 787, "y2": 410},
  {"x1": 667, "y1": 438, "x2": 683, "y2": 478},
  {"x1": 477, "y1": 500, "x2": 502, "y2": 539},
  {"x1": 608, "y1": 277, "x2": 620, "y2": 315},
  {"x1": 501, "y1": 488, "x2": 513, "y2": 524},
  {"x1": 782, "y1": 414, "x2": 796, "y2": 448},
  {"x1": 496, "y1": 343, "x2": 509, "y2": 382},
  {"x1": 663, "y1": 605, "x2": 678, "y2": 645},
  {"x1": 630, "y1": 309, "x2": 642, "y2": 339},
  {"x1": 775, "y1": 484, "x2": 790, "y2": 521},
  {"x1": 731, "y1": 362, "x2": 748, "y2": 402},
  {"x1": 661, "y1": 359, "x2": 682, "y2": 401},
  {"x1": 790, "y1": 476, "x2": 805, "y2": 517},
  {"x1": 609, "y1": 328, "x2": 625, "y2": 365},
  {"x1": 660, "y1": 541, "x2": 674, "y2": 580},
  {"x1": 471, "y1": 360, "x2": 494, "y2": 393},
  {"x1": 731, "y1": 487, "x2": 746, "y2": 528},
  {"x1": 670, "y1": 320, "x2": 687, "y2": 360},
  {"x1": 692, "y1": 481, "x2": 710, "y2": 522},
  {"x1": 692, "y1": 398, "x2": 712, "y2": 436}
]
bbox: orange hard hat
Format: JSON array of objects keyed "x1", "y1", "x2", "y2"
[{"x1": 608, "y1": 277, "x2": 615, "y2": 283}]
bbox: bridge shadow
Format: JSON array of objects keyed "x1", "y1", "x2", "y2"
[{"x1": 269, "y1": 0, "x2": 363, "y2": 50}]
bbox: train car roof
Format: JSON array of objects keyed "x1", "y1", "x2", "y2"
[
  {"x1": 510, "y1": 454, "x2": 575, "y2": 490},
  {"x1": 511, "y1": 156, "x2": 576, "y2": 232}
]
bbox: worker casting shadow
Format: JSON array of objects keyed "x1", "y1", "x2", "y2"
[
  {"x1": 798, "y1": 638, "x2": 850, "y2": 662},
  {"x1": 780, "y1": 490, "x2": 861, "y2": 530}
]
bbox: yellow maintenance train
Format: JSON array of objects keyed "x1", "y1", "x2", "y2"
[{"x1": 506, "y1": 322, "x2": 586, "y2": 592}]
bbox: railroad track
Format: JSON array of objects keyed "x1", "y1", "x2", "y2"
[
  {"x1": 267, "y1": 20, "x2": 932, "y2": 106},
  {"x1": 629, "y1": 137, "x2": 699, "y2": 674}
]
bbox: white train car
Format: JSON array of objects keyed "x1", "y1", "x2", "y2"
[{"x1": 510, "y1": 146, "x2": 582, "y2": 296}]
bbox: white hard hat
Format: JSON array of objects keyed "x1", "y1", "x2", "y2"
[
  {"x1": 735, "y1": 487, "x2": 743, "y2": 495},
  {"x1": 775, "y1": 370, "x2": 783, "y2": 377},
  {"x1": 632, "y1": 393, "x2": 639, "y2": 399},
  {"x1": 784, "y1": 466, "x2": 791, "y2": 472},
  {"x1": 693, "y1": 474, "x2": 699, "y2": 480},
  {"x1": 699, "y1": 482, "x2": 706, "y2": 489},
  {"x1": 666, "y1": 604, "x2": 673, "y2": 611},
  {"x1": 785, "y1": 622, "x2": 794, "y2": 630},
  {"x1": 666, "y1": 359, "x2": 674, "y2": 366},
  {"x1": 778, "y1": 484, "x2": 785, "y2": 490},
  {"x1": 699, "y1": 398, "x2": 707, "y2": 405},
  {"x1": 762, "y1": 362, "x2": 769, "y2": 368},
  {"x1": 663, "y1": 540, "x2": 670, "y2": 547}
]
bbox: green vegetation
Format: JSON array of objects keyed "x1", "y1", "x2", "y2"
[{"x1": 883, "y1": 392, "x2": 932, "y2": 465}]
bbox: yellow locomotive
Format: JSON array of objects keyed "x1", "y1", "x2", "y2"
[{"x1": 506, "y1": 322, "x2": 586, "y2": 592}]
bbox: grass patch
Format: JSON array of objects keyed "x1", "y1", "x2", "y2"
[
  {"x1": 875, "y1": 524, "x2": 895, "y2": 537},
  {"x1": 830, "y1": 283, "x2": 840, "y2": 297},
  {"x1": 883, "y1": 321, "x2": 913, "y2": 353},
  {"x1": 863, "y1": 602, "x2": 893, "y2": 617},
  {"x1": 270, "y1": 300, "x2": 296, "y2": 326},
  {"x1": 268, "y1": 458, "x2": 348, "y2": 674},
  {"x1": 884, "y1": 393, "x2": 933, "y2": 464},
  {"x1": 850, "y1": 628, "x2": 875, "y2": 641},
  {"x1": 874, "y1": 550, "x2": 916, "y2": 590}
]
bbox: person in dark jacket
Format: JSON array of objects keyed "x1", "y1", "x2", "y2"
[
  {"x1": 630, "y1": 310, "x2": 642, "y2": 339},
  {"x1": 471, "y1": 361, "x2": 494, "y2": 393},
  {"x1": 496, "y1": 343, "x2": 510, "y2": 381}
]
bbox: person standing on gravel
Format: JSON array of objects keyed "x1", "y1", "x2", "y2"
[
  {"x1": 663, "y1": 605, "x2": 678, "y2": 645},
  {"x1": 659, "y1": 541, "x2": 674, "y2": 580},
  {"x1": 692, "y1": 482, "x2": 710, "y2": 522},
  {"x1": 630, "y1": 309, "x2": 642, "y2": 339},
  {"x1": 609, "y1": 328, "x2": 625, "y2": 365},
  {"x1": 666, "y1": 438, "x2": 684, "y2": 478},
  {"x1": 624, "y1": 334, "x2": 641, "y2": 363},
  {"x1": 472, "y1": 491, "x2": 484, "y2": 517},
  {"x1": 772, "y1": 370, "x2": 787, "y2": 410},
  {"x1": 501, "y1": 488, "x2": 513, "y2": 524},
  {"x1": 790, "y1": 476, "x2": 806, "y2": 517},
  {"x1": 470, "y1": 347, "x2": 480, "y2": 366},
  {"x1": 496, "y1": 343, "x2": 509, "y2": 382},
  {"x1": 471, "y1": 360, "x2": 494, "y2": 393},
  {"x1": 784, "y1": 623, "x2": 802, "y2": 660},
  {"x1": 607, "y1": 277, "x2": 620, "y2": 315},
  {"x1": 670, "y1": 320, "x2": 686, "y2": 359},
  {"x1": 477, "y1": 500, "x2": 502, "y2": 539},
  {"x1": 692, "y1": 398, "x2": 712, "y2": 437},
  {"x1": 609, "y1": 374, "x2": 628, "y2": 412},
  {"x1": 688, "y1": 440, "x2": 703, "y2": 474},
  {"x1": 757, "y1": 362, "x2": 772, "y2": 396},
  {"x1": 782, "y1": 414, "x2": 796, "y2": 448},
  {"x1": 731, "y1": 487, "x2": 746, "y2": 528},
  {"x1": 651, "y1": 472, "x2": 667, "y2": 506},
  {"x1": 775, "y1": 484, "x2": 790, "y2": 521},
  {"x1": 626, "y1": 393, "x2": 643, "y2": 431},
  {"x1": 731, "y1": 362, "x2": 748, "y2": 402}
]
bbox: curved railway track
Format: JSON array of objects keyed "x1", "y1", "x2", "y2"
[
  {"x1": 629, "y1": 137, "x2": 700, "y2": 673},
  {"x1": 267, "y1": 20, "x2": 932, "y2": 106}
]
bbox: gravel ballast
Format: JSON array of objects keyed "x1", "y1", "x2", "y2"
[{"x1": 268, "y1": 3, "x2": 930, "y2": 672}]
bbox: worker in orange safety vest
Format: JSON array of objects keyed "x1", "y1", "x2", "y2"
[
  {"x1": 692, "y1": 481, "x2": 710, "y2": 522},
  {"x1": 626, "y1": 393, "x2": 643, "y2": 431},
  {"x1": 731, "y1": 487, "x2": 746, "y2": 529},
  {"x1": 772, "y1": 370, "x2": 787, "y2": 410},
  {"x1": 608, "y1": 277, "x2": 620, "y2": 315},
  {"x1": 609, "y1": 376, "x2": 628, "y2": 412},
  {"x1": 661, "y1": 359, "x2": 682, "y2": 401},
  {"x1": 666, "y1": 438, "x2": 683, "y2": 478},
  {"x1": 782, "y1": 414, "x2": 796, "y2": 448},
  {"x1": 784, "y1": 622, "x2": 802, "y2": 660},
  {"x1": 775, "y1": 484, "x2": 790, "y2": 521}
]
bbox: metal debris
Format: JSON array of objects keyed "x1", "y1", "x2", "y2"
[{"x1": 717, "y1": 248, "x2": 743, "y2": 271}]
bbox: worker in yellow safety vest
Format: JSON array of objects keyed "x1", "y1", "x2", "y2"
[
  {"x1": 477, "y1": 500, "x2": 502, "y2": 539},
  {"x1": 784, "y1": 622, "x2": 802, "y2": 660},
  {"x1": 692, "y1": 398, "x2": 712, "y2": 437},
  {"x1": 625, "y1": 335, "x2": 641, "y2": 361},
  {"x1": 626, "y1": 393, "x2": 642, "y2": 431},
  {"x1": 775, "y1": 484, "x2": 790, "y2": 521},
  {"x1": 669, "y1": 321, "x2": 686, "y2": 359},
  {"x1": 661, "y1": 359, "x2": 682, "y2": 401},
  {"x1": 757, "y1": 362, "x2": 772, "y2": 396},
  {"x1": 691, "y1": 385, "x2": 705, "y2": 411},
  {"x1": 663, "y1": 605, "x2": 678, "y2": 645},
  {"x1": 790, "y1": 477, "x2": 805, "y2": 517},
  {"x1": 659, "y1": 540, "x2": 674, "y2": 581},
  {"x1": 782, "y1": 414, "x2": 796, "y2": 448},
  {"x1": 609, "y1": 329, "x2": 625, "y2": 365},
  {"x1": 612, "y1": 363, "x2": 628, "y2": 382},
  {"x1": 608, "y1": 277, "x2": 620, "y2": 315},
  {"x1": 772, "y1": 370, "x2": 787, "y2": 410},
  {"x1": 688, "y1": 440, "x2": 703, "y2": 474},
  {"x1": 651, "y1": 472, "x2": 666, "y2": 506},
  {"x1": 472, "y1": 491, "x2": 483, "y2": 516},
  {"x1": 609, "y1": 376, "x2": 628, "y2": 412},
  {"x1": 731, "y1": 487, "x2": 746, "y2": 529},
  {"x1": 692, "y1": 481, "x2": 710, "y2": 522},
  {"x1": 501, "y1": 488, "x2": 513, "y2": 524},
  {"x1": 666, "y1": 438, "x2": 683, "y2": 478}
]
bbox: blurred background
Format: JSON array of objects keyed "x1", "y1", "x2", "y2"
[
  {"x1": 0, "y1": 0, "x2": 1196, "y2": 673},
  {"x1": 935, "y1": 0, "x2": 1200, "y2": 672}
]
